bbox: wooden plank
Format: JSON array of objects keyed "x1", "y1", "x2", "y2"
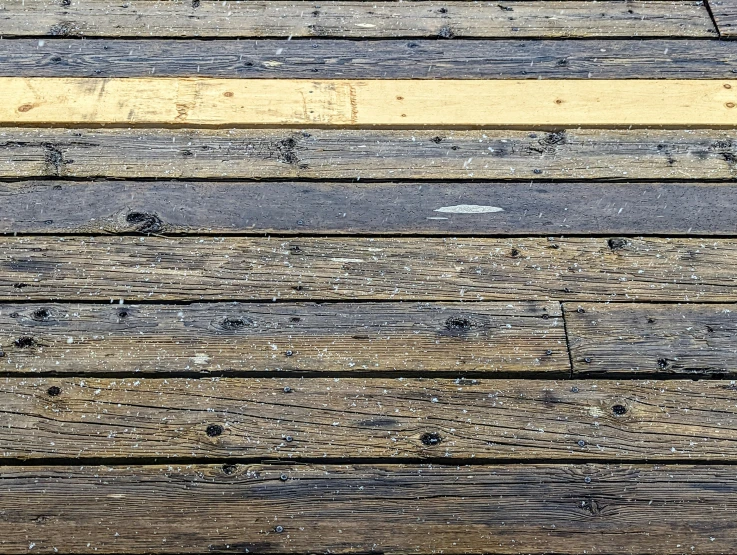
[
  {"x1": 1, "y1": 237, "x2": 736, "y2": 302},
  {"x1": 2, "y1": 78, "x2": 736, "y2": 128},
  {"x1": 566, "y1": 303, "x2": 737, "y2": 376},
  {"x1": 0, "y1": 1, "x2": 716, "y2": 38},
  {"x1": 0, "y1": 302, "x2": 567, "y2": 375},
  {"x1": 4, "y1": 39, "x2": 737, "y2": 80},
  {"x1": 3, "y1": 127, "x2": 737, "y2": 181},
  {"x1": 1, "y1": 463, "x2": 737, "y2": 553},
  {"x1": 710, "y1": 0, "x2": 737, "y2": 36},
  {"x1": 9, "y1": 377, "x2": 737, "y2": 459},
  {"x1": 5, "y1": 180, "x2": 737, "y2": 236}
]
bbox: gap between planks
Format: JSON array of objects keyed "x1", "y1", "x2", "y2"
[{"x1": 1, "y1": 78, "x2": 737, "y2": 128}]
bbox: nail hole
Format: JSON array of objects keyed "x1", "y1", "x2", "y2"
[
  {"x1": 578, "y1": 440, "x2": 586, "y2": 447},
  {"x1": 14, "y1": 336, "x2": 36, "y2": 349},
  {"x1": 612, "y1": 404, "x2": 627, "y2": 416},
  {"x1": 445, "y1": 316, "x2": 471, "y2": 332},
  {"x1": 283, "y1": 386, "x2": 292, "y2": 393},
  {"x1": 275, "y1": 526, "x2": 284, "y2": 533},
  {"x1": 607, "y1": 238, "x2": 628, "y2": 251},
  {"x1": 32, "y1": 308, "x2": 50, "y2": 321},
  {"x1": 279, "y1": 473, "x2": 289, "y2": 482},
  {"x1": 206, "y1": 424, "x2": 223, "y2": 437},
  {"x1": 420, "y1": 432, "x2": 442, "y2": 446},
  {"x1": 47, "y1": 386, "x2": 61, "y2": 397},
  {"x1": 657, "y1": 358, "x2": 669, "y2": 370},
  {"x1": 222, "y1": 464, "x2": 237, "y2": 475}
]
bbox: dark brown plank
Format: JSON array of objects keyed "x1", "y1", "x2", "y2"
[
  {"x1": 0, "y1": 1, "x2": 715, "y2": 38},
  {"x1": 1, "y1": 236, "x2": 736, "y2": 302},
  {"x1": 566, "y1": 302, "x2": 737, "y2": 376},
  {"x1": 2, "y1": 127, "x2": 737, "y2": 180},
  {"x1": 0, "y1": 302, "x2": 566, "y2": 375},
  {"x1": 4, "y1": 180, "x2": 737, "y2": 236},
  {"x1": 710, "y1": 0, "x2": 737, "y2": 36},
  {"x1": 8, "y1": 377, "x2": 737, "y2": 460},
  {"x1": 3, "y1": 39, "x2": 736, "y2": 79},
  {"x1": 1, "y1": 463, "x2": 736, "y2": 553}
]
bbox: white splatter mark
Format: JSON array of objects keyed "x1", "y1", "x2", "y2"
[
  {"x1": 192, "y1": 353, "x2": 211, "y2": 365},
  {"x1": 434, "y1": 205, "x2": 504, "y2": 214},
  {"x1": 355, "y1": 23, "x2": 376, "y2": 27}
]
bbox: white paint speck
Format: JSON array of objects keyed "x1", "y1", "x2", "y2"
[{"x1": 434, "y1": 205, "x2": 504, "y2": 214}]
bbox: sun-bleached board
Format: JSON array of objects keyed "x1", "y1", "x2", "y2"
[
  {"x1": 1, "y1": 78, "x2": 736, "y2": 128},
  {"x1": 2, "y1": 236, "x2": 736, "y2": 302},
  {"x1": 7, "y1": 377, "x2": 737, "y2": 460},
  {"x1": 0, "y1": 302, "x2": 567, "y2": 375},
  {"x1": 5, "y1": 180, "x2": 737, "y2": 236},
  {"x1": 6, "y1": 39, "x2": 737, "y2": 80},
  {"x1": 0, "y1": 1, "x2": 716, "y2": 39},
  {"x1": 1, "y1": 463, "x2": 737, "y2": 554}
]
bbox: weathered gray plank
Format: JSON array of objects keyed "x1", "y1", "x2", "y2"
[
  {"x1": 710, "y1": 0, "x2": 737, "y2": 36},
  {"x1": 2, "y1": 127, "x2": 736, "y2": 180},
  {"x1": 566, "y1": 303, "x2": 737, "y2": 375},
  {"x1": 0, "y1": 1, "x2": 716, "y2": 38},
  {"x1": 1, "y1": 237, "x2": 736, "y2": 302},
  {"x1": 8, "y1": 377, "x2": 737, "y2": 459},
  {"x1": 0, "y1": 302, "x2": 566, "y2": 375},
  {"x1": 0, "y1": 463, "x2": 736, "y2": 553},
  {"x1": 2, "y1": 39, "x2": 736, "y2": 79},
  {"x1": 4, "y1": 180, "x2": 737, "y2": 236}
]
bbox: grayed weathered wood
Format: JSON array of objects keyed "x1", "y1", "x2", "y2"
[
  {"x1": 0, "y1": 302, "x2": 566, "y2": 375},
  {"x1": 3, "y1": 39, "x2": 737, "y2": 79},
  {"x1": 710, "y1": 0, "x2": 737, "y2": 36},
  {"x1": 1, "y1": 463, "x2": 736, "y2": 553},
  {"x1": 8, "y1": 377, "x2": 737, "y2": 460},
  {"x1": 2, "y1": 127, "x2": 737, "y2": 180},
  {"x1": 5, "y1": 180, "x2": 737, "y2": 236},
  {"x1": 1, "y1": 237, "x2": 736, "y2": 302},
  {"x1": 566, "y1": 303, "x2": 737, "y2": 375},
  {"x1": 0, "y1": 1, "x2": 716, "y2": 38}
]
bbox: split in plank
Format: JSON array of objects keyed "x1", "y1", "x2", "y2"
[
  {"x1": 0, "y1": 302, "x2": 566, "y2": 375},
  {"x1": 5, "y1": 180, "x2": 737, "y2": 236},
  {"x1": 1, "y1": 236, "x2": 736, "y2": 302},
  {"x1": 7, "y1": 377, "x2": 737, "y2": 460},
  {"x1": 2, "y1": 78, "x2": 737, "y2": 128},
  {"x1": 0, "y1": 463, "x2": 736, "y2": 553},
  {"x1": 0, "y1": 1, "x2": 715, "y2": 39},
  {"x1": 566, "y1": 302, "x2": 737, "y2": 376},
  {"x1": 5, "y1": 39, "x2": 737, "y2": 79},
  {"x1": 709, "y1": 0, "x2": 737, "y2": 36},
  {"x1": 2, "y1": 127, "x2": 737, "y2": 181}
]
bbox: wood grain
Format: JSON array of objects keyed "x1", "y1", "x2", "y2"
[
  {"x1": 3, "y1": 127, "x2": 737, "y2": 181},
  {"x1": 1, "y1": 236, "x2": 736, "y2": 302},
  {"x1": 1, "y1": 463, "x2": 737, "y2": 553},
  {"x1": 2, "y1": 78, "x2": 737, "y2": 128},
  {"x1": 710, "y1": 0, "x2": 737, "y2": 36},
  {"x1": 8, "y1": 377, "x2": 737, "y2": 460},
  {"x1": 4, "y1": 39, "x2": 737, "y2": 79},
  {"x1": 5, "y1": 180, "x2": 737, "y2": 236},
  {"x1": 566, "y1": 303, "x2": 737, "y2": 376},
  {"x1": 0, "y1": 1, "x2": 716, "y2": 38},
  {"x1": 0, "y1": 302, "x2": 566, "y2": 375}
]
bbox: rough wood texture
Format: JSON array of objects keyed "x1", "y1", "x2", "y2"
[
  {"x1": 2, "y1": 78, "x2": 737, "y2": 128},
  {"x1": 1, "y1": 237, "x2": 736, "y2": 302},
  {"x1": 8, "y1": 377, "x2": 737, "y2": 460},
  {"x1": 4, "y1": 39, "x2": 737, "y2": 79},
  {"x1": 710, "y1": 0, "x2": 737, "y2": 36},
  {"x1": 566, "y1": 303, "x2": 737, "y2": 376},
  {"x1": 2, "y1": 127, "x2": 737, "y2": 180},
  {"x1": 0, "y1": 1, "x2": 716, "y2": 38},
  {"x1": 1, "y1": 463, "x2": 737, "y2": 554},
  {"x1": 5, "y1": 180, "x2": 737, "y2": 236},
  {"x1": 0, "y1": 302, "x2": 566, "y2": 375}
]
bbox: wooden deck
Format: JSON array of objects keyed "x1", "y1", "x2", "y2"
[{"x1": 1, "y1": 1, "x2": 737, "y2": 554}]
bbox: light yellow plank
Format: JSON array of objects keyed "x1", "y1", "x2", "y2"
[{"x1": 1, "y1": 78, "x2": 736, "y2": 128}]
